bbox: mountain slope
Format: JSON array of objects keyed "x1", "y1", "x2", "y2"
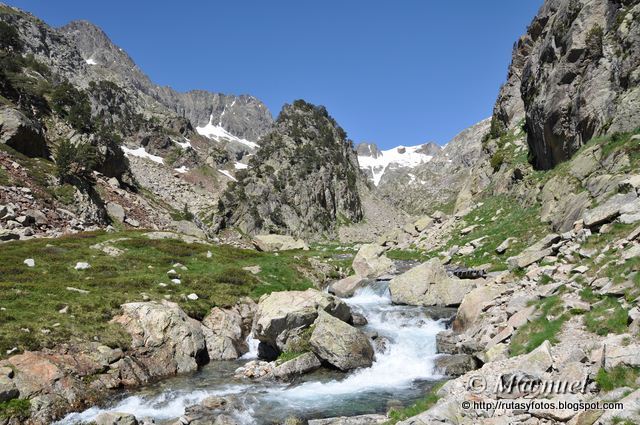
[
  {"x1": 214, "y1": 100, "x2": 364, "y2": 238},
  {"x1": 356, "y1": 142, "x2": 440, "y2": 186},
  {"x1": 373, "y1": 118, "x2": 491, "y2": 214}
]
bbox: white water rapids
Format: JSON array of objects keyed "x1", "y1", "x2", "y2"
[{"x1": 59, "y1": 282, "x2": 447, "y2": 424}]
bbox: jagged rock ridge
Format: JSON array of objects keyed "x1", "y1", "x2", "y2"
[{"x1": 215, "y1": 100, "x2": 364, "y2": 238}]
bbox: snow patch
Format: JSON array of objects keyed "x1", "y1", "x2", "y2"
[
  {"x1": 196, "y1": 115, "x2": 259, "y2": 149},
  {"x1": 172, "y1": 137, "x2": 192, "y2": 150},
  {"x1": 85, "y1": 58, "x2": 97, "y2": 65},
  {"x1": 174, "y1": 166, "x2": 189, "y2": 174},
  {"x1": 234, "y1": 162, "x2": 248, "y2": 170},
  {"x1": 358, "y1": 145, "x2": 434, "y2": 186},
  {"x1": 218, "y1": 169, "x2": 237, "y2": 181},
  {"x1": 121, "y1": 146, "x2": 164, "y2": 164}
]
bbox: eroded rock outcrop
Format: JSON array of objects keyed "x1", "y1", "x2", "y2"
[
  {"x1": 112, "y1": 301, "x2": 208, "y2": 374},
  {"x1": 215, "y1": 100, "x2": 364, "y2": 239}
]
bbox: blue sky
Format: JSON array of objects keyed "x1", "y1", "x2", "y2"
[{"x1": 9, "y1": 1, "x2": 542, "y2": 148}]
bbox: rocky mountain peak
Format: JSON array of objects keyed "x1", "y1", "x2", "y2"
[{"x1": 214, "y1": 99, "x2": 364, "y2": 238}]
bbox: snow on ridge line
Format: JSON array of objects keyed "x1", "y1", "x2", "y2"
[
  {"x1": 121, "y1": 146, "x2": 164, "y2": 164},
  {"x1": 196, "y1": 115, "x2": 260, "y2": 149},
  {"x1": 357, "y1": 144, "x2": 434, "y2": 186}
]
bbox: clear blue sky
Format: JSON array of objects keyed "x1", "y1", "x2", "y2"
[{"x1": 9, "y1": 0, "x2": 542, "y2": 148}]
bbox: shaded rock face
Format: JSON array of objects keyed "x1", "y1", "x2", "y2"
[
  {"x1": 0, "y1": 107, "x2": 48, "y2": 158},
  {"x1": 112, "y1": 301, "x2": 208, "y2": 374},
  {"x1": 216, "y1": 100, "x2": 364, "y2": 238},
  {"x1": 494, "y1": 0, "x2": 640, "y2": 170},
  {"x1": 355, "y1": 142, "x2": 381, "y2": 158}
]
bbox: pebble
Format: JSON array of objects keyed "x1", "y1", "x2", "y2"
[
  {"x1": 171, "y1": 279, "x2": 181, "y2": 285},
  {"x1": 58, "y1": 306, "x2": 69, "y2": 314},
  {"x1": 6, "y1": 347, "x2": 17, "y2": 355},
  {"x1": 206, "y1": 251, "x2": 212, "y2": 258},
  {"x1": 23, "y1": 258, "x2": 35, "y2": 267},
  {"x1": 187, "y1": 293, "x2": 199, "y2": 300}
]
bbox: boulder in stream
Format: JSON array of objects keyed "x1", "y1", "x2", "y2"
[
  {"x1": 389, "y1": 258, "x2": 475, "y2": 307},
  {"x1": 351, "y1": 244, "x2": 395, "y2": 278},
  {"x1": 254, "y1": 289, "x2": 351, "y2": 353},
  {"x1": 309, "y1": 310, "x2": 374, "y2": 371}
]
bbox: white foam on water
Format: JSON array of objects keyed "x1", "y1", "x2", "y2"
[
  {"x1": 262, "y1": 284, "x2": 445, "y2": 409},
  {"x1": 56, "y1": 385, "x2": 251, "y2": 424},
  {"x1": 241, "y1": 335, "x2": 260, "y2": 360},
  {"x1": 62, "y1": 280, "x2": 446, "y2": 423}
]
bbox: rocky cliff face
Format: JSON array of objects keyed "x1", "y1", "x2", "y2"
[
  {"x1": 0, "y1": 4, "x2": 275, "y2": 242},
  {"x1": 215, "y1": 100, "x2": 364, "y2": 238},
  {"x1": 493, "y1": 0, "x2": 640, "y2": 169},
  {"x1": 60, "y1": 20, "x2": 273, "y2": 146}
]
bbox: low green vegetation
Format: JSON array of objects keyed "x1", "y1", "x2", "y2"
[
  {"x1": 0, "y1": 399, "x2": 30, "y2": 421},
  {"x1": 0, "y1": 231, "x2": 347, "y2": 357},
  {"x1": 510, "y1": 295, "x2": 568, "y2": 356},
  {"x1": 386, "y1": 249, "x2": 429, "y2": 262},
  {"x1": 429, "y1": 195, "x2": 548, "y2": 271},
  {"x1": 385, "y1": 382, "x2": 444, "y2": 424},
  {"x1": 584, "y1": 297, "x2": 629, "y2": 336},
  {"x1": 595, "y1": 365, "x2": 640, "y2": 392},
  {"x1": 277, "y1": 351, "x2": 306, "y2": 363}
]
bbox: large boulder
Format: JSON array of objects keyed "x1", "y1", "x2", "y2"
[
  {"x1": 0, "y1": 107, "x2": 48, "y2": 158},
  {"x1": 434, "y1": 354, "x2": 478, "y2": 377},
  {"x1": 328, "y1": 275, "x2": 368, "y2": 298},
  {"x1": 583, "y1": 192, "x2": 638, "y2": 227},
  {"x1": 254, "y1": 289, "x2": 351, "y2": 352},
  {"x1": 352, "y1": 244, "x2": 395, "y2": 278},
  {"x1": 389, "y1": 259, "x2": 475, "y2": 307},
  {"x1": 452, "y1": 285, "x2": 507, "y2": 332},
  {"x1": 201, "y1": 307, "x2": 245, "y2": 361},
  {"x1": 252, "y1": 234, "x2": 309, "y2": 252},
  {"x1": 112, "y1": 301, "x2": 207, "y2": 374},
  {"x1": 309, "y1": 310, "x2": 374, "y2": 371}
]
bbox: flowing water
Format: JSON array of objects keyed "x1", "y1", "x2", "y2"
[{"x1": 60, "y1": 280, "x2": 450, "y2": 424}]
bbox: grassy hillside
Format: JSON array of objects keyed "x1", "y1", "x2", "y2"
[{"x1": 0, "y1": 231, "x2": 352, "y2": 357}]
